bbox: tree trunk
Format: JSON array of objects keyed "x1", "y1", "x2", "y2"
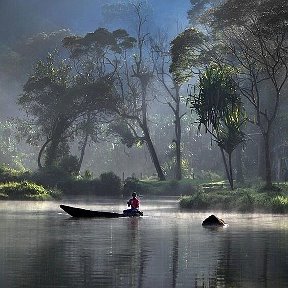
[
  {"x1": 220, "y1": 147, "x2": 233, "y2": 190},
  {"x1": 228, "y1": 152, "x2": 234, "y2": 190},
  {"x1": 258, "y1": 135, "x2": 266, "y2": 180},
  {"x1": 263, "y1": 132, "x2": 272, "y2": 189},
  {"x1": 142, "y1": 123, "x2": 165, "y2": 181},
  {"x1": 174, "y1": 86, "x2": 182, "y2": 180},
  {"x1": 77, "y1": 114, "x2": 91, "y2": 173},
  {"x1": 175, "y1": 135, "x2": 182, "y2": 180},
  {"x1": 235, "y1": 146, "x2": 244, "y2": 184},
  {"x1": 77, "y1": 132, "x2": 89, "y2": 173},
  {"x1": 45, "y1": 117, "x2": 67, "y2": 167},
  {"x1": 37, "y1": 138, "x2": 52, "y2": 169},
  {"x1": 139, "y1": 76, "x2": 166, "y2": 181},
  {"x1": 45, "y1": 137, "x2": 61, "y2": 167}
]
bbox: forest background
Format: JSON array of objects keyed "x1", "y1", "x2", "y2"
[{"x1": 1, "y1": 0, "x2": 288, "y2": 211}]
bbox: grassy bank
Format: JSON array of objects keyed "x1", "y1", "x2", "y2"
[
  {"x1": 179, "y1": 185, "x2": 288, "y2": 214},
  {"x1": 0, "y1": 166, "x2": 122, "y2": 199},
  {"x1": 0, "y1": 181, "x2": 61, "y2": 200},
  {"x1": 2, "y1": 164, "x2": 288, "y2": 212},
  {"x1": 130, "y1": 178, "x2": 288, "y2": 213}
]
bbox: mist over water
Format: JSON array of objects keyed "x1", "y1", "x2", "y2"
[{"x1": 1, "y1": 199, "x2": 288, "y2": 288}]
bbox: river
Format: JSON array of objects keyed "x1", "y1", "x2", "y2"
[{"x1": 0, "y1": 198, "x2": 288, "y2": 288}]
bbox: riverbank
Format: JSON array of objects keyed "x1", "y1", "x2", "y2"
[
  {"x1": 130, "y1": 179, "x2": 288, "y2": 213},
  {"x1": 0, "y1": 181, "x2": 61, "y2": 200},
  {"x1": 2, "y1": 164, "x2": 288, "y2": 213},
  {"x1": 179, "y1": 185, "x2": 288, "y2": 213}
]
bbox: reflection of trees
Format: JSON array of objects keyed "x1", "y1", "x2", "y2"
[
  {"x1": 6, "y1": 212, "x2": 288, "y2": 287},
  {"x1": 171, "y1": 225, "x2": 179, "y2": 288},
  {"x1": 261, "y1": 238, "x2": 268, "y2": 288},
  {"x1": 214, "y1": 229, "x2": 239, "y2": 287},
  {"x1": 8, "y1": 218, "x2": 148, "y2": 288},
  {"x1": 183, "y1": 227, "x2": 223, "y2": 287},
  {"x1": 215, "y1": 227, "x2": 288, "y2": 288},
  {"x1": 5, "y1": 219, "x2": 78, "y2": 288}
]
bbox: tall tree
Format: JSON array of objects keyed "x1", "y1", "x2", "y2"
[
  {"x1": 101, "y1": 3, "x2": 167, "y2": 180},
  {"x1": 151, "y1": 33, "x2": 186, "y2": 180},
  {"x1": 19, "y1": 54, "x2": 73, "y2": 168},
  {"x1": 173, "y1": 0, "x2": 288, "y2": 188},
  {"x1": 128, "y1": 4, "x2": 165, "y2": 180},
  {"x1": 62, "y1": 27, "x2": 135, "y2": 172},
  {"x1": 207, "y1": 0, "x2": 288, "y2": 188},
  {"x1": 19, "y1": 52, "x2": 117, "y2": 170},
  {"x1": 189, "y1": 64, "x2": 246, "y2": 189}
]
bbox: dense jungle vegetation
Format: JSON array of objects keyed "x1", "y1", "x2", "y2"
[{"x1": 1, "y1": 0, "x2": 288, "y2": 212}]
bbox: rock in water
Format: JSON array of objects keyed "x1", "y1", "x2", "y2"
[{"x1": 202, "y1": 214, "x2": 225, "y2": 226}]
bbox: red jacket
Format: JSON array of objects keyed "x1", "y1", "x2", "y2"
[{"x1": 128, "y1": 197, "x2": 139, "y2": 209}]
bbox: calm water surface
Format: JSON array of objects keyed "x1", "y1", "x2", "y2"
[{"x1": 0, "y1": 198, "x2": 288, "y2": 288}]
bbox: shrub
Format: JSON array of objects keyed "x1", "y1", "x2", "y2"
[
  {"x1": 0, "y1": 181, "x2": 56, "y2": 200},
  {"x1": 179, "y1": 193, "x2": 210, "y2": 209},
  {"x1": 270, "y1": 195, "x2": 288, "y2": 213},
  {"x1": 58, "y1": 155, "x2": 79, "y2": 174},
  {"x1": 196, "y1": 170, "x2": 223, "y2": 181},
  {"x1": 83, "y1": 170, "x2": 93, "y2": 180},
  {"x1": 48, "y1": 187, "x2": 63, "y2": 200},
  {"x1": 0, "y1": 165, "x2": 31, "y2": 182},
  {"x1": 99, "y1": 172, "x2": 122, "y2": 195},
  {"x1": 179, "y1": 186, "x2": 288, "y2": 214},
  {"x1": 31, "y1": 166, "x2": 73, "y2": 188}
]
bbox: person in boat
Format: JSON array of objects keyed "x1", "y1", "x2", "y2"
[{"x1": 124, "y1": 192, "x2": 140, "y2": 212}]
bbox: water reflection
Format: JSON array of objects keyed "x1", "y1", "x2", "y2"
[{"x1": 0, "y1": 200, "x2": 288, "y2": 287}]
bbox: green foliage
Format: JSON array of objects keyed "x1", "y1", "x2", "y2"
[
  {"x1": 211, "y1": 0, "x2": 288, "y2": 35},
  {"x1": 180, "y1": 193, "x2": 210, "y2": 209},
  {"x1": 21, "y1": 53, "x2": 71, "y2": 117},
  {"x1": 179, "y1": 186, "x2": 288, "y2": 213},
  {"x1": 189, "y1": 64, "x2": 246, "y2": 189},
  {"x1": 216, "y1": 112, "x2": 246, "y2": 154},
  {"x1": 83, "y1": 170, "x2": 93, "y2": 180},
  {"x1": 99, "y1": 171, "x2": 122, "y2": 195},
  {"x1": 0, "y1": 121, "x2": 32, "y2": 170},
  {"x1": 31, "y1": 166, "x2": 73, "y2": 188},
  {"x1": 108, "y1": 121, "x2": 139, "y2": 148},
  {"x1": 0, "y1": 166, "x2": 63, "y2": 200},
  {"x1": 190, "y1": 64, "x2": 242, "y2": 132},
  {"x1": 18, "y1": 27, "x2": 137, "y2": 171},
  {"x1": 0, "y1": 181, "x2": 55, "y2": 200},
  {"x1": 206, "y1": 0, "x2": 288, "y2": 189},
  {"x1": 0, "y1": 30, "x2": 70, "y2": 83},
  {"x1": 170, "y1": 28, "x2": 206, "y2": 84},
  {"x1": 0, "y1": 165, "x2": 31, "y2": 182},
  {"x1": 270, "y1": 196, "x2": 288, "y2": 213},
  {"x1": 19, "y1": 53, "x2": 75, "y2": 167},
  {"x1": 58, "y1": 178, "x2": 101, "y2": 196},
  {"x1": 0, "y1": 166, "x2": 123, "y2": 198},
  {"x1": 63, "y1": 27, "x2": 136, "y2": 58},
  {"x1": 196, "y1": 170, "x2": 223, "y2": 181},
  {"x1": 58, "y1": 155, "x2": 79, "y2": 174},
  {"x1": 124, "y1": 178, "x2": 201, "y2": 196},
  {"x1": 161, "y1": 144, "x2": 194, "y2": 179}
]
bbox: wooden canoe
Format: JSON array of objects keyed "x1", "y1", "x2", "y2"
[{"x1": 60, "y1": 204, "x2": 143, "y2": 218}]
